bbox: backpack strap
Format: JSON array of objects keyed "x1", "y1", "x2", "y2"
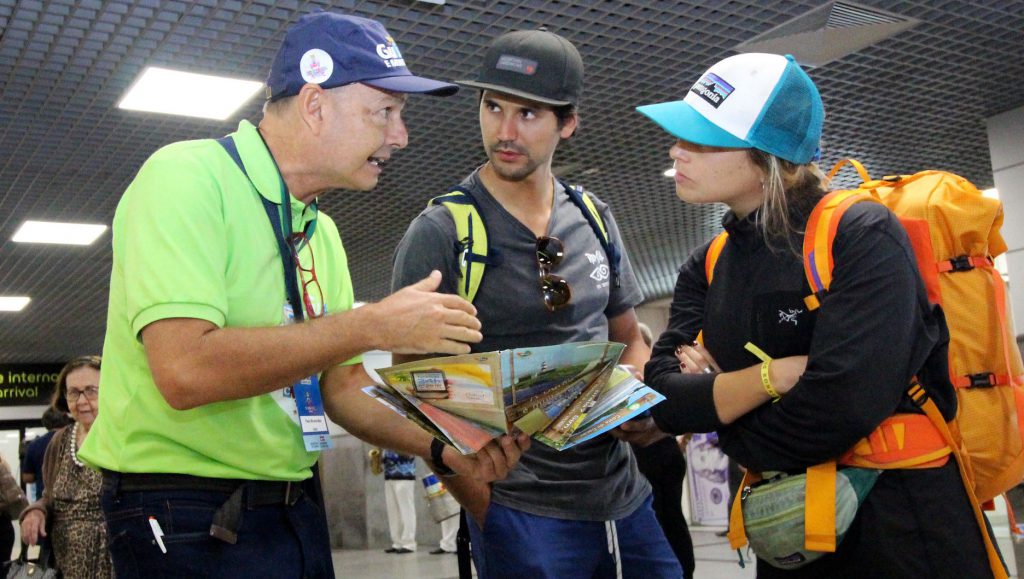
[
  {"x1": 908, "y1": 384, "x2": 1010, "y2": 578},
  {"x1": 695, "y1": 232, "x2": 730, "y2": 346},
  {"x1": 804, "y1": 158, "x2": 880, "y2": 306},
  {"x1": 562, "y1": 181, "x2": 621, "y2": 288},
  {"x1": 431, "y1": 182, "x2": 621, "y2": 304},
  {"x1": 801, "y1": 188, "x2": 880, "y2": 310},
  {"x1": 429, "y1": 188, "x2": 501, "y2": 303},
  {"x1": 705, "y1": 232, "x2": 729, "y2": 284}
]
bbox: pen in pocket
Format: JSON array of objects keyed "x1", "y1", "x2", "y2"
[{"x1": 148, "y1": 516, "x2": 167, "y2": 554}]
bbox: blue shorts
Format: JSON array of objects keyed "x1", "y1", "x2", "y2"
[{"x1": 468, "y1": 494, "x2": 683, "y2": 579}]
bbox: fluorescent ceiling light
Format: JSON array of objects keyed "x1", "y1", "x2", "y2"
[
  {"x1": 664, "y1": 168, "x2": 676, "y2": 178},
  {"x1": 13, "y1": 220, "x2": 107, "y2": 245},
  {"x1": 0, "y1": 297, "x2": 30, "y2": 312},
  {"x1": 118, "y1": 66, "x2": 263, "y2": 120},
  {"x1": 982, "y1": 188, "x2": 999, "y2": 200}
]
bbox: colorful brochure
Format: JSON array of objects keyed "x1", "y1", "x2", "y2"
[{"x1": 362, "y1": 341, "x2": 664, "y2": 454}]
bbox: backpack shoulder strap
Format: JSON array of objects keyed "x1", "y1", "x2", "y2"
[
  {"x1": 801, "y1": 189, "x2": 879, "y2": 309},
  {"x1": 428, "y1": 187, "x2": 499, "y2": 303},
  {"x1": 695, "y1": 232, "x2": 730, "y2": 346},
  {"x1": 704, "y1": 232, "x2": 729, "y2": 284},
  {"x1": 562, "y1": 181, "x2": 622, "y2": 288}
]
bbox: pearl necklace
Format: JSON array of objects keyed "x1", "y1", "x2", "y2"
[{"x1": 69, "y1": 423, "x2": 85, "y2": 468}]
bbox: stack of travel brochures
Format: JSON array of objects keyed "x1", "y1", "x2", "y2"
[{"x1": 363, "y1": 341, "x2": 665, "y2": 454}]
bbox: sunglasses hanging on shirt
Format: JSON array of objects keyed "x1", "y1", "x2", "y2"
[{"x1": 536, "y1": 236, "x2": 571, "y2": 312}]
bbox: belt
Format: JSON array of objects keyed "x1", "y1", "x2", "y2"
[{"x1": 103, "y1": 471, "x2": 306, "y2": 544}]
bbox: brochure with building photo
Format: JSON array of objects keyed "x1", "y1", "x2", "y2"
[{"x1": 362, "y1": 341, "x2": 665, "y2": 454}]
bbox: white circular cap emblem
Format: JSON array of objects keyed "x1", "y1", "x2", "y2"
[{"x1": 300, "y1": 49, "x2": 333, "y2": 84}]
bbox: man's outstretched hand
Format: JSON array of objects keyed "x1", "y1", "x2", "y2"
[{"x1": 368, "y1": 271, "x2": 482, "y2": 355}]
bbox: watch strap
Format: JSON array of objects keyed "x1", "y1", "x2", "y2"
[{"x1": 430, "y1": 438, "x2": 456, "y2": 477}]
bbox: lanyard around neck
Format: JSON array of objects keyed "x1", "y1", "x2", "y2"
[{"x1": 216, "y1": 134, "x2": 318, "y2": 322}]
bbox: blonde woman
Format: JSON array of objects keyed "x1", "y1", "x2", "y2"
[{"x1": 637, "y1": 54, "x2": 996, "y2": 577}]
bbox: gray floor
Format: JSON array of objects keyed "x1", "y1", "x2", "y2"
[{"x1": 331, "y1": 526, "x2": 1021, "y2": 578}]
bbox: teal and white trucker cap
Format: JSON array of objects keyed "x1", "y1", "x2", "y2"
[{"x1": 636, "y1": 53, "x2": 824, "y2": 164}]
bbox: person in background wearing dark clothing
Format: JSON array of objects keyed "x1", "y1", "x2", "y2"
[
  {"x1": 0, "y1": 455, "x2": 28, "y2": 561},
  {"x1": 636, "y1": 52, "x2": 999, "y2": 577},
  {"x1": 22, "y1": 407, "x2": 73, "y2": 500},
  {"x1": 631, "y1": 323, "x2": 695, "y2": 577}
]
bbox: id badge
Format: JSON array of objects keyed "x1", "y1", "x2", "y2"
[
  {"x1": 281, "y1": 302, "x2": 334, "y2": 452},
  {"x1": 294, "y1": 373, "x2": 333, "y2": 451}
]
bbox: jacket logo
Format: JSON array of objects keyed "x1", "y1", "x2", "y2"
[{"x1": 778, "y1": 308, "x2": 803, "y2": 325}]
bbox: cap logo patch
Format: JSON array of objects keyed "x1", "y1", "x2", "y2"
[
  {"x1": 496, "y1": 54, "x2": 538, "y2": 75},
  {"x1": 376, "y1": 37, "x2": 406, "y2": 69},
  {"x1": 300, "y1": 48, "x2": 334, "y2": 84},
  {"x1": 690, "y1": 72, "x2": 734, "y2": 109}
]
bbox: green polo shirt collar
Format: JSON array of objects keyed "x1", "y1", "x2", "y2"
[{"x1": 232, "y1": 120, "x2": 311, "y2": 230}]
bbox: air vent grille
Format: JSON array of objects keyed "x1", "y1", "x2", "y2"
[
  {"x1": 735, "y1": 1, "x2": 920, "y2": 67},
  {"x1": 828, "y1": 2, "x2": 910, "y2": 28}
]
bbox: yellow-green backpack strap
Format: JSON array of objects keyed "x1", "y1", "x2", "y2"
[
  {"x1": 429, "y1": 189, "x2": 490, "y2": 303},
  {"x1": 576, "y1": 188, "x2": 609, "y2": 242},
  {"x1": 563, "y1": 182, "x2": 622, "y2": 288}
]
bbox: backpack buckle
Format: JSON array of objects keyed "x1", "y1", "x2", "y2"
[
  {"x1": 967, "y1": 373, "x2": 996, "y2": 388},
  {"x1": 949, "y1": 255, "x2": 974, "y2": 272},
  {"x1": 457, "y1": 237, "x2": 471, "y2": 271}
]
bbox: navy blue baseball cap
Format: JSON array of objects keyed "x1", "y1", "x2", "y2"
[{"x1": 266, "y1": 12, "x2": 458, "y2": 101}]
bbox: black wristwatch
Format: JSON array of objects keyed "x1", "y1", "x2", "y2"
[{"x1": 430, "y1": 438, "x2": 457, "y2": 477}]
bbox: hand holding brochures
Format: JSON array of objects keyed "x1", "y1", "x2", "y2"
[{"x1": 363, "y1": 341, "x2": 665, "y2": 454}]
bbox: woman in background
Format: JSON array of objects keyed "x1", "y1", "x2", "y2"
[{"x1": 20, "y1": 355, "x2": 112, "y2": 579}]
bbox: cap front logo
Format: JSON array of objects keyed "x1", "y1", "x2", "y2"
[
  {"x1": 376, "y1": 37, "x2": 406, "y2": 69},
  {"x1": 496, "y1": 55, "x2": 538, "y2": 76},
  {"x1": 690, "y1": 72, "x2": 734, "y2": 109},
  {"x1": 300, "y1": 48, "x2": 334, "y2": 84}
]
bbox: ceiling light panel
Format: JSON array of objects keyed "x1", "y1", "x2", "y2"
[
  {"x1": 118, "y1": 66, "x2": 263, "y2": 120},
  {"x1": 0, "y1": 298, "x2": 31, "y2": 312},
  {"x1": 12, "y1": 221, "x2": 108, "y2": 246}
]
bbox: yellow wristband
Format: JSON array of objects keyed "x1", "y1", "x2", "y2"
[{"x1": 761, "y1": 360, "x2": 781, "y2": 402}]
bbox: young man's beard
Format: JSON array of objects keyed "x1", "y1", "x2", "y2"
[{"x1": 488, "y1": 142, "x2": 539, "y2": 182}]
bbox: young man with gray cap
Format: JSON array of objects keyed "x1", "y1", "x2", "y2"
[
  {"x1": 392, "y1": 29, "x2": 682, "y2": 578},
  {"x1": 80, "y1": 12, "x2": 528, "y2": 578}
]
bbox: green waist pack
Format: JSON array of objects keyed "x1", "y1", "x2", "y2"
[{"x1": 741, "y1": 467, "x2": 881, "y2": 569}]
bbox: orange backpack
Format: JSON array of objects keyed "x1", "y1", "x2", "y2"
[
  {"x1": 812, "y1": 159, "x2": 1024, "y2": 504},
  {"x1": 713, "y1": 159, "x2": 1020, "y2": 576}
]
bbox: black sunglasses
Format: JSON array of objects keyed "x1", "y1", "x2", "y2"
[{"x1": 536, "y1": 236, "x2": 571, "y2": 311}]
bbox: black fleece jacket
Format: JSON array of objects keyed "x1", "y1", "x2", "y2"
[{"x1": 645, "y1": 201, "x2": 956, "y2": 473}]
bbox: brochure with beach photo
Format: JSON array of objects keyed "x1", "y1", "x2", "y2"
[{"x1": 362, "y1": 341, "x2": 665, "y2": 454}]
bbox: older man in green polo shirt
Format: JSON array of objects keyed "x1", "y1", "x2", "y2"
[{"x1": 79, "y1": 12, "x2": 528, "y2": 579}]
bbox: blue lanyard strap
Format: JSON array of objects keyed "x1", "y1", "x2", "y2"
[{"x1": 216, "y1": 134, "x2": 316, "y2": 322}]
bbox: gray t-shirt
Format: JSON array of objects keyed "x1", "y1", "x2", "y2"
[{"x1": 391, "y1": 170, "x2": 651, "y2": 520}]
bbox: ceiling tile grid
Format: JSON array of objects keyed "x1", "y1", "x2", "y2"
[{"x1": 1, "y1": 0, "x2": 1021, "y2": 361}]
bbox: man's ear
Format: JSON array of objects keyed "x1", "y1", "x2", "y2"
[
  {"x1": 559, "y1": 112, "x2": 578, "y2": 140},
  {"x1": 296, "y1": 83, "x2": 325, "y2": 135}
]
